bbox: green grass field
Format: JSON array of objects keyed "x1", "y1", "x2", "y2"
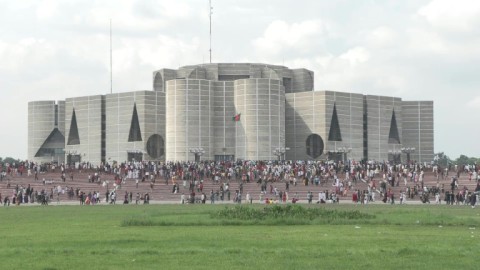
[{"x1": 1, "y1": 204, "x2": 479, "y2": 270}]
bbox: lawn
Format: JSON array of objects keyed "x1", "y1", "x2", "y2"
[{"x1": 1, "y1": 204, "x2": 479, "y2": 270}]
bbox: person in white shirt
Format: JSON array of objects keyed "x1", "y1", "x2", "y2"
[
  {"x1": 246, "y1": 192, "x2": 252, "y2": 204},
  {"x1": 181, "y1": 193, "x2": 185, "y2": 204}
]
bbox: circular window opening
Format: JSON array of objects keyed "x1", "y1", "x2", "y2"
[
  {"x1": 306, "y1": 134, "x2": 324, "y2": 159},
  {"x1": 146, "y1": 134, "x2": 164, "y2": 159}
]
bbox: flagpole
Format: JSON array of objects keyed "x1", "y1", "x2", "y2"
[
  {"x1": 235, "y1": 113, "x2": 237, "y2": 160},
  {"x1": 209, "y1": 0, "x2": 213, "y2": 63},
  {"x1": 110, "y1": 18, "x2": 113, "y2": 94}
]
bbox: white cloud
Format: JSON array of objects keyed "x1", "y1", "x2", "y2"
[
  {"x1": 0, "y1": 38, "x2": 56, "y2": 72},
  {"x1": 252, "y1": 19, "x2": 325, "y2": 55},
  {"x1": 36, "y1": 0, "x2": 59, "y2": 20},
  {"x1": 467, "y1": 96, "x2": 480, "y2": 108},
  {"x1": 418, "y1": 0, "x2": 480, "y2": 32},
  {"x1": 339, "y1": 47, "x2": 370, "y2": 67},
  {"x1": 365, "y1": 26, "x2": 397, "y2": 48},
  {"x1": 84, "y1": 5, "x2": 166, "y2": 32},
  {"x1": 157, "y1": 1, "x2": 192, "y2": 19},
  {"x1": 135, "y1": 36, "x2": 201, "y2": 68},
  {"x1": 406, "y1": 28, "x2": 449, "y2": 54},
  {"x1": 76, "y1": 0, "x2": 195, "y2": 33}
]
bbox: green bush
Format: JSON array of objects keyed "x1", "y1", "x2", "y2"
[{"x1": 212, "y1": 205, "x2": 375, "y2": 223}]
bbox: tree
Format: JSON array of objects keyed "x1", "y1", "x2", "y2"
[
  {"x1": 434, "y1": 152, "x2": 452, "y2": 168},
  {"x1": 455, "y1": 155, "x2": 478, "y2": 165},
  {"x1": 0, "y1": 157, "x2": 21, "y2": 167}
]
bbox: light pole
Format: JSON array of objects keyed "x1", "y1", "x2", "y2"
[
  {"x1": 273, "y1": 147, "x2": 290, "y2": 161},
  {"x1": 401, "y1": 147, "x2": 416, "y2": 163},
  {"x1": 189, "y1": 147, "x2": 205, "y2": 162}
]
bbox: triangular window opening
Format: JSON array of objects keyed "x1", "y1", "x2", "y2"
[
  {"x1": 328, "y1": 103, "x2": 342, "y2": 141},
  {"x1": 388, "y1": 109, "x2": 401, "y2": 144},
  {"x1": 67, "y1": 109, "x2": 80, "y2": 145},
  {"x1": 128, "y1": 103, "x2": 143, "y2": 142},
  {"x1": 35, "y1": 128, "x2": 65, "y2": 157}
]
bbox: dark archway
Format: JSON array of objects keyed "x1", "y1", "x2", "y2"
[
  {"x1": 306, "y1": 134, "x2": 324, "y2": 159},
  {"x1": 127, "y1": 152, "x2": 143, "y2": 162},
  {"x1": 153, "y1": 72, "x2": 163, "y2": 92},
  {"x1": 146, "y1": 134, "x2": 164, "y2": 159}
]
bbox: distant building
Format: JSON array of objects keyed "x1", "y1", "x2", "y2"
[{"x1": 28, "y1": 63, "x2": 434, "y2": 164}]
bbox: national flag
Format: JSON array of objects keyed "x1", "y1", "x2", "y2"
[{"x1": 232, "y1": 113, "x2": 241, "y2": 122}]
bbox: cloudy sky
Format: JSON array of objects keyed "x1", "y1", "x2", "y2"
[{"x1": 1, "y1": 0, "x2": 479, "y2": 160}]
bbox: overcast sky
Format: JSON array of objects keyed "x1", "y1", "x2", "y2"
[{"x1": 1, "y1": 0, "x2": 479, "y2": 160}]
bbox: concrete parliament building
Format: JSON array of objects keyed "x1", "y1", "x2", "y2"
[{"x1": 28, "y1": 63, "x2": 434, "y2": 165}]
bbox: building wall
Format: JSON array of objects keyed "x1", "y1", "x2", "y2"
[
  {"x1": 142, "y1": 91, "x2": 166, "y2": 161},
  {"x1": 285, "y1": 91, "x2": 363, "y2": 161},
  {"x1": 234, "y1": 78, "x2": 285, "y2": 160},
  {"x1": 217, "y1": 63, "x2": 256, "y2": 79},
  {"x1": 212, "y1": 81, "x2": 236, "y2": 158},
  {"x1": 28, "y1": 63, "x2": 434, "y2": 164},
  {"x1": 165, "y1": 79, "x2": 214, "y2": 161},
  {"x1": 291, "y1": 69, "x2": 314, "y2": 93},
  {"x1": 65, "y1": 95, "x2": 104, "y2": 165},
  {"x1": 106, "y1": 92, "x2": 139, "y2": 163},
  {"x1": 285, "y1": 91, "x2": 326, "y2": 160},
  {"x1": 156, "y1": 63, "x2": 314, "y2": 94},
  {"x1": 28, "y1": 100, "x2": 65, "y2": 163},
  {"x1": 324, "y1": 91, "x2": 364, "y2": 161},
  {"x1": 402, "y1": 101, "x2": 434, "y2": 163},
  {"x1": 57, "y1": 101, "x2": 66, "y2": 138},
  {"x1": 365, "y1": 95, "x2": 403, "y2": 162},
  {"x1": 105, "y1": 91, "x2": 165, "y2": 163},
  {"x1": 153, "y1": 69, "x2": 177, "y2": 92}
]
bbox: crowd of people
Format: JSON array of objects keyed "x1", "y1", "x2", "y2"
[{"x1": 1, "y1": 159, "x2": 479, "y2": 207}]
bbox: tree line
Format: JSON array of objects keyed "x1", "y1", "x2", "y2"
[
  {"x1": 434, "y1": 153, "x2": 478, "y2": 167},
  {"x1": 0, "y1": 157, "x2": 22, "y2": 167}
]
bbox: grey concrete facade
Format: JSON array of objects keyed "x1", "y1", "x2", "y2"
[
  {"x1": 234, "y1": 78, "x2": 285, "y2": 160},
  {"x1": 28, "y1": 62, "x2": 434, "y2": 164},
  {"x1": 28, "y1": 100, "x2": 65, "y2": 163},
  {"x1": 64, "y1": 95, "x2": 104, "y2": 165},
  {"x1": 364, "y1": 95, "x2": 403, "y2": 162},
  {"x1": 401, "y1": 101, "x2": 434, "y2": 162},
  {"x1": 212, "y1": 81, "x2": 236, "y2": 160},
  {"x1": 165, "y1": 80, "x2": 214, "y2": 161},
  {"x1": 161, "y1": 63, "x2": 301, "y2": 161},
  {"x1": 106, "y1": 91, "x2": 165, "y2": 163},
  {"x1": 285, "y1": 91, "x2": 364, "y2": 161}
]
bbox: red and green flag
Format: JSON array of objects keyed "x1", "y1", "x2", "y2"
[{"x1": 232, "y1": 113, "x2": 241, "y2": 122}]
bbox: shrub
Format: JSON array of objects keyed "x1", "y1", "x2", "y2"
[{"x1": 212, "y1": 205, "x2": 375, "y2": 223}]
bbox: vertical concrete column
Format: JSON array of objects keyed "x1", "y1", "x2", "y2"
[
  {"x1": 166, "y1": 79, "x2": 214, "y2": 161},
  {"x1": 234, "y1": 78, "x2": 285, "y2": 160}
]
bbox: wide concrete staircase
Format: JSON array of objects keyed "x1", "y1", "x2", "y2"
[{"x1": 0, "y1": 167, "x2": 477, "y2": 204}]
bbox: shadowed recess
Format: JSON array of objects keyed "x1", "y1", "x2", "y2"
[
  {"x1": 67, "y1": 109, "x2": 80, "y2": 145},
  {"x1": 328, "y1": 103, "x2": 342, "y2": 141},
  {"x1": 128, "y1": 103, "x2": 142, "y2": 142}
]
